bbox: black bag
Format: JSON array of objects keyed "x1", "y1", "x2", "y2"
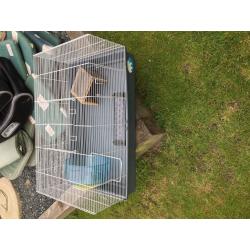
[{"x1": 0, "y1": 57, "x2": 33, "y2": 143}]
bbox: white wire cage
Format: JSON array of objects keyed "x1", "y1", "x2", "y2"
[{"x1": 34, "y1": 34, "x2": 136, "y2": 214}]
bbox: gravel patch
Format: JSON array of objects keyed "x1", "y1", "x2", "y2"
[{"x1": 12, "y1": 167, "x2": 54, "y2": 219}]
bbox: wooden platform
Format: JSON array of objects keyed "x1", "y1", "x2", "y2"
[{"x1": 71, "y1": 67, "x2": 106, "y2": 106}]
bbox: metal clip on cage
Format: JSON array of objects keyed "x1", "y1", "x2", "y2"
[{"x1": 34, "y1": 34, "x2": 136, "y2": 214}]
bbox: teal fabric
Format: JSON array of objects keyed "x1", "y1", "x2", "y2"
[
  {"x1": 6, "y1": 31, "x2": 16, "y2": 41},
  {"x1": 25, "y1": 74, "x2": 35, "y2": 94},
  {"x1": 18, "y1": 32, "x2": 36, "y2": 74},
  {"x1": 24, "y1": 32, "x2": 53, "y2": 52},
  {"x1": 0, "y1": 130, "x2": 33, "y2": 180},
  {"x1": 7, "y1": 31, "x2": 36, "y2": 74},
  {"x1": 26, "y1": 149, "x2": 36, "y2": 167},
  {"x1": 0, "y1": 134, "x2": 22, "y2": 169},
  {"x1": 0, "y1": 40, "x2": 28, "y2": 80},
  {"x1": 36, "y1": 31, "x2": 61, "y2": 46}
]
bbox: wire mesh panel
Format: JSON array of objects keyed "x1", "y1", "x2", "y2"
[{"x1": 34, "y1": 34, "x2": 129, "y2": 214}]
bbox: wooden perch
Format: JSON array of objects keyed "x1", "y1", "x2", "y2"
[{"x1": 71, "y1": 68, "x2": 106, "y2": 106}]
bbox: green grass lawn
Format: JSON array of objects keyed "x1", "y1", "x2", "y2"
[{"x1": 68, "y1": 32, "x2": 250, "y2": 218}]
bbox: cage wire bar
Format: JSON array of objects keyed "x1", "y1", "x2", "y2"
[{"x1": 34, "y1": 34, "x2": 130, "y2": 214}]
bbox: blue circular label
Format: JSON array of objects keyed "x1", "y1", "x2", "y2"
[{"x1": 127, "y1": 57, "x2": 135, "y2": 73}]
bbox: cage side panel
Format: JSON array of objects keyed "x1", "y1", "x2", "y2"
[{"x1": 34, "y1": 35, "x2": 130, "y2": 214}]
